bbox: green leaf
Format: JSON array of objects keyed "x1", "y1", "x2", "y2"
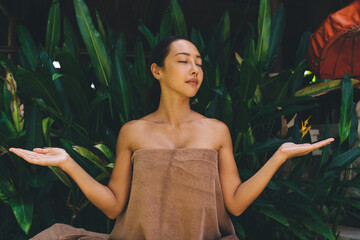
[
  {"x1": 255, "y1": 0, "x2": 271, "y2": 63},
  {"x1": 303, "y1": 219, "x2": 335, "y2": 240},
  {"x1": 17, "y1": 66, "x2": 63, "y2": 114},
  {"x1": 258, "y1": 205, "x2": 289, "y2": 226},
  {"x1": 229, "y1": 216, "x2": 246, "y2": 239},
  {"x1": 169, "y1": 0, "x2": 188, "y2": 38},
  {"x1": 319, "y1": 115, "x2": 330, "y2": 169},
  {"x1": 55, "y1": 46, "x2": 86, "y2": 87},
  {"x1": 190, "y1": 28, "x2": 205, "y2": 53},
  {"x1": 63, "y1": 16, "x2": 80, "y2": 59},
  {"x1": 276, "y1": 179, "x2": 311, "y2": 200},
  {"x1": 73, "y1": 146, "x2": 110, "y2": 176},
  {"x1": 95, "y1": 10, "x2": 106, "y2": 46},
  {"x1": 138, "y1": 24, "x2": 157, "y2": 49},
  {"x1": 48, "y1": 166, "x2": 72, "y2": 188},
  {"x1": 221, "y1": 11, "x2": 230, "y2": 59},
  {"x1": 73, "y1": 0, "x2": 111, "y2": 86},
  {"x1": 267, "y1": 3, "x2": 285, "y2": 62},
  {"x1": 0, "y1": 52, "x2": 17, "y2": 73},
  {"x1": 94, "y1": 144, "x2": 115, "y2": 163},
  {"x1": 112, "y1": 50, "x2": 131, "y2": 122},
  {"x1": 16, "y1": 25, "x2": 39, "y2": 71},
  {"x1": 234, "y1": 60, "x2": 259, "y2": 104},
  {"x1": 339, "y1": 73, "x2": 353, "y2": 144},
  {"x1": 159, "y1": 8, "x2": 172, "y2": 40},
  {"x1": 349, "y1": 103, "x2": 358, "y2": 147},
  {"x1": 10, "y1": 193, "x2": 33, "y2": 234},
  {"x1": 25, "y1": 103, "x2": 43, "y2": 150},
  {"x1": 325, "y1": 147, "x2": 360, "y2": 171},
  {"x1": 42, "y1": 117, "x2": 54, "y2": 146},
  {"x1": 45, "y1": 0, "x2": 60, "y2": 59},
  {"x1": 294, "y1": 78, "x2": 359, "y2": 97},
  {"x1": 55, "y1": 73, "x2": 90, "y2": 115}
]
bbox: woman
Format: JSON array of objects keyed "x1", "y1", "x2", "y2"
[{"x1": 10, "y1": 36, "x2": 333, "y2": 239}]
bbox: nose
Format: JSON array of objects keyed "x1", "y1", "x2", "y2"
[{"x1": 190, "y1": 62, "x2": 199, "y2": 76}]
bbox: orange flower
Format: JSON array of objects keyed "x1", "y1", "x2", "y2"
[{"x1": 300, "y1": 116, "x2": 311, "y2": 139}]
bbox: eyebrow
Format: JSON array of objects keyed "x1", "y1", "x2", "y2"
[{"x1": 174, "y1": 52, "x2": 202, "y2": 59}]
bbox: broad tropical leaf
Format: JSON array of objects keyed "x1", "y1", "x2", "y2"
[
  {"x1": 73, "y1": 0, "x2": 111, "y2": 87},
  {"x1": 45, "y1": 0, "x2": 60, "y2": 59}
]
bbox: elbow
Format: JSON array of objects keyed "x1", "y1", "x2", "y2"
[
  {"x1": 230, "y1": 208, "x2": 245, "y2": 217},
  {"x1": 104, "y1": 206, "x2": 123, "y2": 220},
  {"x1": 107, "y1": 213, "x2": 118, "y2": 220},
  {"x1": 106, "y1": 210, "x2": 121, "y2": 220}
]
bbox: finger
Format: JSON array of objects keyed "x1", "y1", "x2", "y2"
[
  {"x1": 9, "y1": 149, "x2": 47, "y2": 165},
  {"x1": 10, "y1": 148, "x2": 42, "y2": 159},
  {"x1": 312, "y1": 138, "x2": 334, "y2": 149}
]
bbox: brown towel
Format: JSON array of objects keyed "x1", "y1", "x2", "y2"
[
  {"x1": 30, "y1": 148, "x2": 239, "y2": 240},
  {"x1": 30, "y1": 223, "x2": 108, "y2": 240},
  {"x1": 109, "y1": 148, "x2": 238, "y2": 240}
]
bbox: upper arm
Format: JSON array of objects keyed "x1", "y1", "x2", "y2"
[
  {"x1": 217, "y1": 121, "x2": 242, "y2": 215},
  {"x1": 107, "y1": 121, "x2": 134, "y2": 215}
]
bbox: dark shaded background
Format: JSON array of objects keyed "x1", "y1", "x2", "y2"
[{"x1": 0, "y1": 0, "x2": 355, "y2": 69}]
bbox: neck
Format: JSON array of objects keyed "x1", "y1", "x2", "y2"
[{"x1": 154, "y1": 90, "x2": 193, "y2": 127}]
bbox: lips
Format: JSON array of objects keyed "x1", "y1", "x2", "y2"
[{"x1": 186, "y1": 79, "x2": 198, "y2": 85}]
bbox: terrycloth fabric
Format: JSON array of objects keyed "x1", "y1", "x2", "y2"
[
  {"x1": 30, "y1": 223, "x2": 108, "y2": 240},
  {"x1": 109, "y1": 148, "x2": 238, "y2": 240}
]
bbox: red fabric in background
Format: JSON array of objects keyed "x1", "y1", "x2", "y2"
[{"x1": 306, "y1": 0, "x2": 360, "y2": 79}]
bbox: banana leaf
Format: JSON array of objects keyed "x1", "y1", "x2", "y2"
[
  {"x1": 45, "y1": 0, "x2": 60, "y2": 59},
  {"x1": 169, "y1": 0, "x2": 188, "y2": 38},
  {"x1": 349, "y1": 103, "x2": 358, "y2": 147},
  {"x1": 138, "y1": 23, "x2": 157, "y2": 49},
  {"x1": 303, "y1": 219, "x2": 335, "y2": 240},
  {"x1": 16, "y1": 67, "x2": 63, "y2": 115},
  {"x1": 112, "y1": 50, "x2": 131, "y2": 122},
  {"x1": 325, "y1": 147, "x2": 360, "y2": 171},
  {"x1": 16, "y1": 25, "x2": 39, "y2": 71},
  {"x1": 294, "y1": 78, "x2": 359, "y2": 97},
  {"x1": 267, "y1": 3, "x2": 284, "y2": 64},
  {"x1": 339, "y1": 73, "x2": 353, "y2": 144},
  {"x1": 73, "y1": 146, "x2": 109, "y2": 176},
  {"x1": 53, "y1": 73, "x2": 90, "y2": 116},
  {"x1": 73, "y1": 0, "x2": 111, "y2": 87},
  {"x1": 95, "y1": 144, "x2": 115, "y2": 163},
  {"x1": 63, "y1": 16, "x2": 80, "y2": 59},
  {"x1": 255, "y1": 0, "x2": 270, "y2": 64},
  {"x1": 258, "y1": 205, "x2": 289, "y2": 226},
  {"x1": 159, "y1": 8, "x2": 172, "y2": 41},
  {"x1": 9, "y1": 190, "x2": 33, "y2": 234},
  {"x1": 25, "y1": 103, "x2": 43, "y2": 150},
  {"x1": 42, "y1": 117, "x2": 54, "y2": 146}
]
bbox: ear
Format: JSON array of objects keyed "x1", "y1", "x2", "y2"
[{"x1": 150, "y1": 63, "x2": 162, "y2": 80}]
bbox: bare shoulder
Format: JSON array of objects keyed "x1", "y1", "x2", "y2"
[
  {"x1": 116, "y1": 119, "x2": 147, "y2": 150},
  {"x1": 204, "y1": 117, "x2": 230, "y2": 134}
]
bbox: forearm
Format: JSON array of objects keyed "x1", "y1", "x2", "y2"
[
  {"x1": 61, "y1": 158, "x2": 120, "y2": 218},
  {"x1": 232, "y1": 151, "x2": 286, "y2": 216}
]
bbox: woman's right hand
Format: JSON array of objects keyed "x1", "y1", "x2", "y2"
[{"x1": 9, "y1": 147, "x2": 72, "y2": 170}]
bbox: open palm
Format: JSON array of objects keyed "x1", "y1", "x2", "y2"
[
  {"x1": 278, "y1": 138, "x2": 334, "y2": 160},
  {"x1": 9, "y1": 147, "x2": 70, "y2": 169}
]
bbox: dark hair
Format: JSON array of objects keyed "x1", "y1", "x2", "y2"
[
  {"x1": 149, "y1": 36, "x2": 187, "y2": 67},
  {"x1": 146, "y1": 36, "x2": 188, "y2": 113}
]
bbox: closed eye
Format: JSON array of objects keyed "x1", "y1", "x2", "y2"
[{"x1": 178, "y1": 61, "x2": 188, "y2": 63}]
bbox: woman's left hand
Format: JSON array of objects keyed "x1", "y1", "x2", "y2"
[{"x1": 276, "y1": 138, "x2": 334, "y2": 164}]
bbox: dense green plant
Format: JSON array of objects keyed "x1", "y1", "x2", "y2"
[{"x1": 0, "y1": 0, "x2": 359, "y2": 239}]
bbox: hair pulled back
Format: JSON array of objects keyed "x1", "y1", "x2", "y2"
[{"x1": 146, "y1": 36, "x2": 188, "y2": 113}]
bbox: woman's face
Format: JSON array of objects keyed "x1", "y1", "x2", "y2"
[{"x1": 155, "y1": 39, "x2": 203, "y2": 98}]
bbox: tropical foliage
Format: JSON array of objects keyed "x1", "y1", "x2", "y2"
[{"x1": 0, "y1": 0, "x2": 359, "y2": 239}]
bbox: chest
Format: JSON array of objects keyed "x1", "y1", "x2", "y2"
[{"x1": 134, "y1": 122, "x2": 219, "y2": 149}]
